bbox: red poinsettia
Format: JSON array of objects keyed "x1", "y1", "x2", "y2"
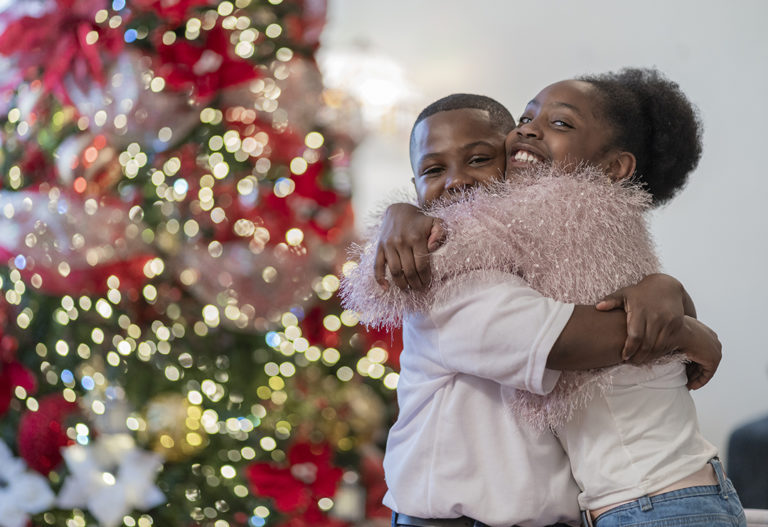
[
  {"x1": 0, "y1": 329, "x2": 37, "y2": 417},
  {"x1": 224, "y1": 113, "x2": 308, "y2": 164},
  {"x1": 276, "y1": 512, "x2": 348, "y2": 527},
  {"x1": 283, "y1": 0, "x2": 327, "y2": 51},
  {"x1": 300, "y1": 305, "x2": 339, "y2": 348},
  {"x1": 153, "y1": 23, "x2": 260, "y2": 99},
  {"x1": 359, "y1": 446, "x2": 390, "y2": 520},
  {"x1": 360, "y1": 326, "x2": 402, "y2": 369},
  {"x1": 17, "y1": 393, "x2": 79, "y2": 474},
  {"x1": 0, "y1": 0, "x2": 123, "y2": 103},
  {"x1": 300, "y1": 306, "x2": 402, "y2": 368},
  {"x1": 18, "y1": 145, "x2": 57, "y2": 187},
  {"x1": 246, "y1": 441, "x2": 344, "y2": 523},
  {"x1": 132, "y1": 0, "x2": 212, "y2": 25},
  {"x1": 214, "y1": 109, "x2": 354, "y2": 241},
  {"x1": 0, "y1": 361, "x2": 37, "y2": 417}
]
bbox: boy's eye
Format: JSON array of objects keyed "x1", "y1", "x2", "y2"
[
  {"x1": 469, "y1": 155, "x2": 492, "y2": 165},
  {"x1": 552, "y1": 119, "x2": 573, "y2": 128},
  {"x1": 421, "y1": 166, "x2": 443, "y2": 177},
  {"x1": 518, "y1": 116, "x2": 532, "y2": 125}
]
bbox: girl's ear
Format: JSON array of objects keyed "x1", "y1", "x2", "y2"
[{"x1": 605, "y1": 151, "x2": 636, "y2": 182}]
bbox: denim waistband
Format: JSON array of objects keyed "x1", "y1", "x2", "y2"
[{"x1": 580, "y1": 457, "x2": 732, "y2": 527}]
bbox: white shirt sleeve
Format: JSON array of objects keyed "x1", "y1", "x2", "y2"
[{"x1": 427, "y1": 271, "x2": 574, "y2": 395}]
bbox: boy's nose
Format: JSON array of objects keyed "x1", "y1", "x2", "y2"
[{"x1": 445, "y1": 170, "x2": 475, "y2": 193}]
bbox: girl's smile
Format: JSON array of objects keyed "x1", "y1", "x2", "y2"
[{"x1": 504, "y1": 80, "x2": 623, "y2": 178}]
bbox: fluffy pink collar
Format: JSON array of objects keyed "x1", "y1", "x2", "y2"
[{"x1": 342, "y1": 163, "x2": 671, "y2": 430}]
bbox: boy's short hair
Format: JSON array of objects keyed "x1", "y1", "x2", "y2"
[{"x1": 409, "y1": 93, "x2": 516, "y2": 161}]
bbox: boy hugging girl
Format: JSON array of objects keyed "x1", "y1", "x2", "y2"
[{"x1": 341, "y1": 68, "x2": 745, "y2": 527}]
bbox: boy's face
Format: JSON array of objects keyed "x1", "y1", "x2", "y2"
[
  {"x1": 505, "y1": 80, "x2": 615, "y2": 175},
  {"x1": 411, "y1": 108, "x2": 507, "y2": 206}
]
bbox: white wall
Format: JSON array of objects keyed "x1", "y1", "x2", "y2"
[{"x1": 320, "y1": 0, "x2": 768, "y2": 462}]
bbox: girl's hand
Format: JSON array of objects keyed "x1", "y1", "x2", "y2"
[
  {"x1": 373, "y1": 203, "x2": 446, "y2": 291},
  {"x1": 677, "y1": 316, "x2": 722, "y2": 390},
  {"x1": 595, "y1": 273, "x2": 695, "y2": 363}
]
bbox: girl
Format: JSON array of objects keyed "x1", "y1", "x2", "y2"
[
  {"x1": 348, "y1": 68, "x2": 746, "y2": 526},
  {"x1": 507, "y1": 69, "x2": 745, "y2": 527}
]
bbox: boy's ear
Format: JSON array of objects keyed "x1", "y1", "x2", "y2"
[{"x1": 605, "y1": 151, "x2": 636, "y2": 182}]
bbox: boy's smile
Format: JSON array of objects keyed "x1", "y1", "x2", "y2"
[{"x1": 411, "y1": 108, "x2": 507, "y2": 206}]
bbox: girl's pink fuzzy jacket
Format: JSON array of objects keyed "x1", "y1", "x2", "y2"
[{"x1": 341, "y1": 164, "x2": 677, "y2": 430}]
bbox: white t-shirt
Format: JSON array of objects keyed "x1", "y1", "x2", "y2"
[
  {"x1": 558, "y1": 360, "x2": 719, "y2": 510},
  {"x1": 382, "y1": 270, "x2": 580, "y2": 527}
]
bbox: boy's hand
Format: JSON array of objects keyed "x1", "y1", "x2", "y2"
[
  {"x1": 595, "y1": 274, "x2": 693, "y2": 363},
  {"x1": 373, "y1": 203, "x2": 446, "y2": 291}
]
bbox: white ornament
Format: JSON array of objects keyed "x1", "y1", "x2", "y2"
[
  {"x1": 57, "y1": 434, "x2": 165, "y2": 527},
  {"x1": 0, "y1": 440, "x2": 56, "y2": 527}
]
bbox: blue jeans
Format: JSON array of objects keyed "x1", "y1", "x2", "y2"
[{"x1": 582, "y1": 458, "x2": 746, "y2": 527}]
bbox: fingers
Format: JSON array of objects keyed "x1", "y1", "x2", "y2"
[
  {"x1": 645, "y1": 314, "x2": 685, "y2": 362},
  {"x1": 426, "y1": 221, "x2": 447, "y2": 252},
  {"x1": 626, "y1": 310, "x2": 669, "y2": 364},
  {"x1": 384, "y1": 244, "x2": 411, "y2": 291},
  {"x1": 622, "y1": 310, "x2": 644, "y2": 361},
  {"x1": 685, "y1": 363, "x2": 703, "y2": 390},
  {"x1": 686, "y1": 361, "x2": 715, "y2": 390},
  {"x1": 374, "y1": 205, "x2": 437, "y2": 292},
  {"x1": 622, "y1": 334, "x2": 643, "y2": 362},
  {"x1": 395, "y1": 241, "x2": 428, "y2": 291},
  {"x1": 682, "y1": 319, "x2": 721, "y2": 389},
  {"x1": 595, "y1": 292, "x2": 624, "y2": 312},
  {"x1": 373, "y1": 245, "x2": 389, "y2": 289},
  {"x1": 598, "y1": 290, "x2": 646, "y2": 361},
  {"x1": 413, "y1": 245, "x2": 432, "y2": 288},
  {"x1": 380, "y1": 236, "x2": 433, "y2": 291},
  {"x1": 624, "y1": 307, "x2": 689, "y2": 365}
]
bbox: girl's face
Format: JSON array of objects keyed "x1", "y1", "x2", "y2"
[{"x1": 504, "y1": 80, "x2": 622, "y2": 176}]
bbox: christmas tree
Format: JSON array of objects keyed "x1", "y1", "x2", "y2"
[{"x1": 0, "y1": 1, "x2": 400, "y2": 526}]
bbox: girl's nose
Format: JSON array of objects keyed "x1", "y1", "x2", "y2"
[{"x1": 516, "y1": 120, "x2": 541, "y2": 139}]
